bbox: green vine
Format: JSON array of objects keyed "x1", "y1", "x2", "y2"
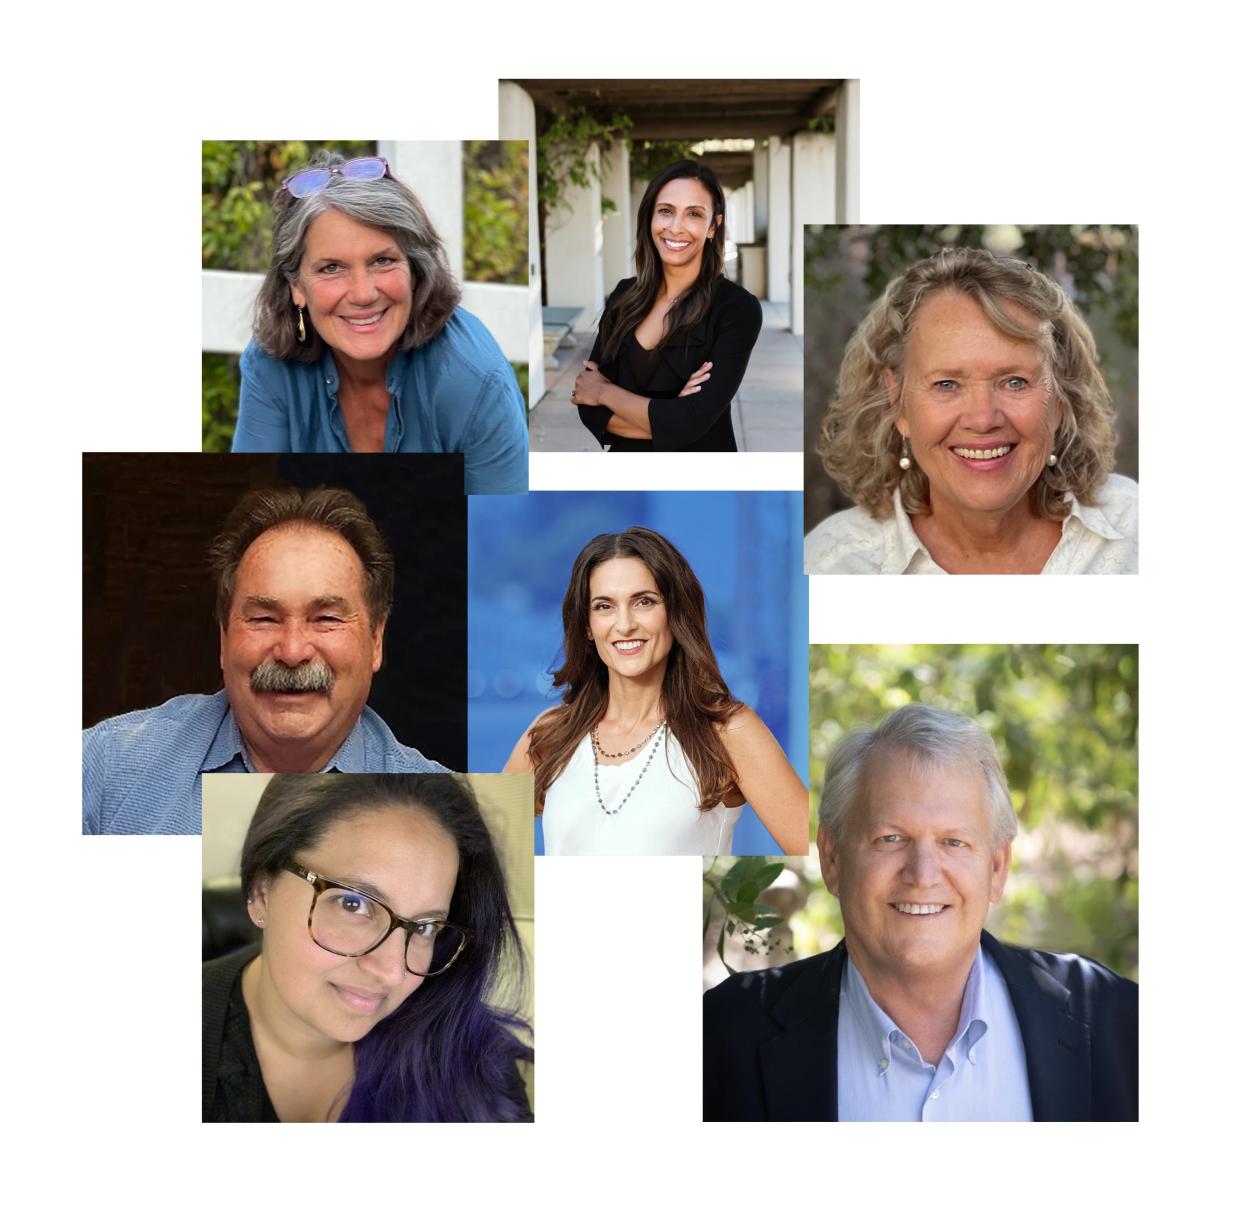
[
  {"x1": 703, "y1": 857, "x2": 790, "y2": 975},
  {"x1": 537, "y1": 106, "x2": 633, "y2": 217}
]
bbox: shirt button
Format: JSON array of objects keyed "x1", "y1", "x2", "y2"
[
  {"x1": 878, "y1": 1058, "x2": 889, "y2": 1070},
  {"x1": 902, "y1": 1039, "x2": 912, "y2": 1051},
  {"x1": 930, "y1": 1089, "x2": 940, "y2": 1100}
]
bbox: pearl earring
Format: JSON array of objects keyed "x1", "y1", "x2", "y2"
[
  {"x1": 1047, "y1": 452, "x2": 1057, "y2": 467},
  {"x1": 898, "y1": 437, "x2": 912, "y2": 471}
]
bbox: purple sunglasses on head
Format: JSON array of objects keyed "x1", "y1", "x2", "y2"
[{"x1": 280, "y1": 156, "x2": 390, "y2": 199}]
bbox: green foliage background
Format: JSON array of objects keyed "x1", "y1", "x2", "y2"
[
  {"x1": 201, "y1": 140, "x2": 528, "y2": 450},
  {"x1": 706, "y1": 644, "x2": 1138, "y2": 984}
]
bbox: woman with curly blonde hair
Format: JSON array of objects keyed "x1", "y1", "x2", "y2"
[{"x1": 806, "y1": 248, "x2": 1137, "y2": 574}]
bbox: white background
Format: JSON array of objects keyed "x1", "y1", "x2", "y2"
[{"x1": 13, "y1": 1, "x2": 1234, "y2": 1215}]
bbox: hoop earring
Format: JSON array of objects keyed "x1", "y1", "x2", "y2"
[
  {"x1": 898, "y1": 437, "x2": 912, "y2": 471},
  {"x1": 297, "y1": 306, "x2": 307, "y2": 343}
]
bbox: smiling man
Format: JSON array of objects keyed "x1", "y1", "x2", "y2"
[
  {"x1": 83, "y1": 487, "x2": 446, "y2": 835},
  {"x1": 703, "y1": 703, "x2": 1138, "y2": 1121}
]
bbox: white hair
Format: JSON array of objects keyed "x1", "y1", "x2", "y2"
[{"x1": 818, "y1": 703, "x2": 1017, "y2": 849}]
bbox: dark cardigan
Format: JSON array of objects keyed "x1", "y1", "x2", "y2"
[{"x1": 579, "y1": 275, "x2": 763, "y2": 452}]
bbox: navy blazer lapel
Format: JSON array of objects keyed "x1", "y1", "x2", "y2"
[
  {"x1": 983, "y1": 931, "x2": 1092, "y2": 1120},
  {"x1": 757, "y1": 944, "x2": 844, "y2": 1120}
]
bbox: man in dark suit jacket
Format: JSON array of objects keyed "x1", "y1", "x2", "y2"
[{"x1": 703, "y1": 704, "x2": 1138, "y2": 1121}]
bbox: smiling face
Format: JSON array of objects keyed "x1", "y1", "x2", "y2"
[
  {"x1": 250, "y1": 804, "x2": 459, "y2": 1045},
  {"x1": 586, "y1": 556, "x2": 674, "y2": 683},
  {"x1": 648, "y1": 177, "x2": 719, "y2": 273},
  {"x1": 892, "y1": 291, "x2": 1057, "y2": 520},
  {"x1": 819, "y1": 747, "x2": 1010, "y2": 989},
  {"x1": 291, "y1": 209, "x2": 413, "y2": 365},
  {"x1": 220, "y1": 524, "x2": 385, "y2": 771}
]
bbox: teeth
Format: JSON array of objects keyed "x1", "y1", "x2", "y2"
[
  {"x1": 953, "y1": 445, "x2": 1013, "y2": 460},
  {"x1": 343, "y1": 312, "x2": 384, "y2": 326},
  {"x1": 893, "y1": 903, "x2": 946, "y2": 915},
  {"x1": 614, "y1": 641, "x2": 645, "y2": 653},
  {"x1": 663, "y1": 240, "x2": 689, "y2": 248}
]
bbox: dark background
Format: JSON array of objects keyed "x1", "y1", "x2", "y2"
[{"x1": 83, "y1": 453, "x2": 467, "y2": 770}]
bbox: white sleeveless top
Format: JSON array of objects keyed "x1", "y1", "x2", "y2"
[{"x1": 542, "y1": 729, "x2": 740, "y2": 856}]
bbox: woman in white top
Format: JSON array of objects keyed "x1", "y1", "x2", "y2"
[
  {"x1": 806, "y1": 248, "x2": 1137, "y2": 574},
  {"x1": 503, "y1": 527, "x2": 807, "y2": 855}
]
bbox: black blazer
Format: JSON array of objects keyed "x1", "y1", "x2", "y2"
[
  {"x1": 579, "y1": 275, "x2": 763, "y2": 452},
  {"x1": 703, "y1": 930, "x2": 1138, "y2": 1121}
]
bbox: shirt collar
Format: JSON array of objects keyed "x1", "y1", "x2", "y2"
[
  {"x1": 885, "y1": 485, "x2": 1124, "y2": 573},
  {"x1": 843, "y1": 946, "x2": 990, "y2": 1074},
  {"x1": 319, "y1": 346, "x2": 411, "y2": 398},
  {"x1": 202, "y1": 697, "x2": 372, "y2": 774}
]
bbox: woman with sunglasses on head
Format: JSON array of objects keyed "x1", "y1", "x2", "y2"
[
  {"x1": 233, "y1": 153, "x2": 528, "y2": 494},
  {"x1": 203, "y1": 773, "x2": 532, "y2": 1122},
  {"x1": 503, "y1": 527, "x2": 807, "y2": 855},
  {"x1": 572, "y1": 160, "x2": 763, "y2": 452}
]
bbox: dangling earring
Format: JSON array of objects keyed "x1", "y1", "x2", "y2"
[
  {"x1": 1047, "y1": 452, "x2": 1058, "y2": 467},
  {"x1": 297, "y1": 305, "x2": 307, "y2": 343},
  {"x1": 898, "y1": 437, "x2": 912, "y2": 471}
]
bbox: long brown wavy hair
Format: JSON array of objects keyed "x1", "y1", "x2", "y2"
[
  {"x1": 596, "y1": 160, "x2": 727, "y2": 365},
  {"x1": 529, "y1": 527, "x2": 742, "y2": 813}
]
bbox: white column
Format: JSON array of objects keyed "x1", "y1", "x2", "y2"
[
  {"x1": 753, "y1": 144, "x2": 769, "y2": 241},
  {"x1": 498, "y1": 81, "x2": 544, "y2": 407},
  {"x1": 630, "y1": 178, "x2": 648, "y2": 232},
  {"x1": 544, "y1": 142, "x2": 605, "y2": 318},
  {"x1": 601, "y1": 141, "x2": 633, "y2": 288},
  {"x1": 791, "y1": 131, "x2": 836, "y2": 336},
  {"x1": 766, "y1": 135, "x2": 792, "y2": 304},
  {"x1": 726, "y1": 183, "x2": 755, "y2": 246},
  {"x1": 378, "y1": 141, "x2": 463, "y2": 281},
  {"x1": 835, "y1": 79, "x2": 861, "y2": 223}
]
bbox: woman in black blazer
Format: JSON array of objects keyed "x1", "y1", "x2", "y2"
[{"x1": 572, "y1": 160, "x2": 763, "y2": 452}]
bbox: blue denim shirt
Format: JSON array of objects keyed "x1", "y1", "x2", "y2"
[
  {"x1": 233, "y1": 308, "x2": 528, "y2": 495},
  {"x1": 83, "y1": 691, "x2": 447, "y2": 835}
]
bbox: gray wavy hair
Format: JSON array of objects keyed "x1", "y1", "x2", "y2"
[
  {"x1": 253, "y1": 152, "x2": 461, "y2": 362},
  {"x1": 818, "y1": 703, "x2": 1017, "y2": 849},
  {"x1": 816, "y1": 247, "x2": 1117, "y2": 520}
]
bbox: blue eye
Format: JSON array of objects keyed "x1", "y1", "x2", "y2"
[
  {"x1": 932, "y1": 379, "x2": 958, "y2": 392},
  {"x1": 1003, "y1": 376, "x2": 1029, "y2": 390}
]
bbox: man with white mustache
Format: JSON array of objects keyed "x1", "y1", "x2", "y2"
[
  {"x1": 83, "y1": 486, "x2": 445, "y2": 835},
  {"x1": 704, "y1": 703, "x2": 1138, "y2": 1121}
]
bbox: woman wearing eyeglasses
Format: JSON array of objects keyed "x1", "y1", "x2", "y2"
[
  {"x1": 202, "y1": 773, "x2": 532, "y2": 1122},
  {"x1": 232, "y1": 153, "x2": 528, "y2": 495}
]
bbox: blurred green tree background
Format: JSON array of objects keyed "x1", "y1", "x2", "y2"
[
  {"x1": 202, "y1": 140, "x2": 528, "y2": 451},
  {"x1": 705, "y1": 644, "x2": 1138, "y2": 987}
]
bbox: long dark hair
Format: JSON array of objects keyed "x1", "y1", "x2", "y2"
[
  {"x1": 597, "y1": 160, "x2": 726, "y2": 365},
  {"x1": 241, "y1": 773, "x2": 531, "y2": 1122},
  {"x1": 528, "y1": 527, "x2": 742, "y2": 812}
]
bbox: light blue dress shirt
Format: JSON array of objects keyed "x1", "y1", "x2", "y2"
[
  {"x1": 83, "y1": 691, "x2": 447, "y2": 836},
  {"x1": 233, "y1": 308, "x2": 528, "y2": 495},
  {"x1": 837, "y1": 945, "x2": 1033, "y2": 1121}
]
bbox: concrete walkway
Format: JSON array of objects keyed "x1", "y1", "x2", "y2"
[{"x1": 529, "y1": 298, "x2": 803, "y2": 453}]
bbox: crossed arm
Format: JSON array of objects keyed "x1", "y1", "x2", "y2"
[{"x1": 573, "y1": 360, "x2": 714, "y2": 440}]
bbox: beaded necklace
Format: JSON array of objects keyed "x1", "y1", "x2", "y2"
[{"x1": 592, "y1": 724, "x2": 667, "y2": 817}]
